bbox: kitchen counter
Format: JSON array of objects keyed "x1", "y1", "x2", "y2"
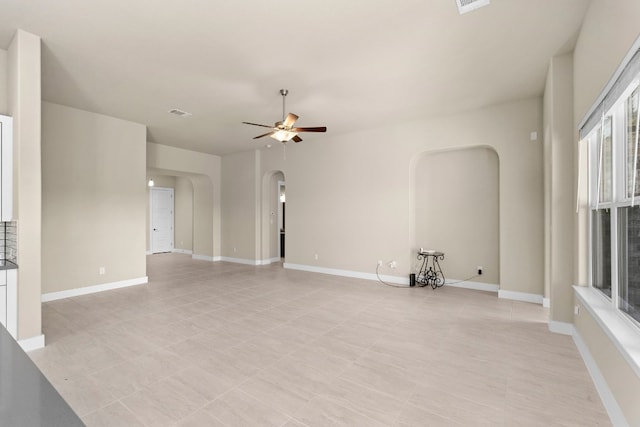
[{"x1": 0, "y1": 326, "x2": 84, "y2": 426}]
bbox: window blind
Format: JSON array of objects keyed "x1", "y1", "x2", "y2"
[{"x1": 579, "y1": 37, "x2": 640, "y2": 139}]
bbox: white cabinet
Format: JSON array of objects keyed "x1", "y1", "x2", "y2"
[{"x1": 0, "y1": 115, "x2": 13, "y2": 221}]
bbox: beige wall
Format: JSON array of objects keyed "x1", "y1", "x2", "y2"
[
  {"x1": 543, "y1": 53, "x2": 575, "y2": 323},
  {"x1": 8, "y1": 30, "x2": 42, "y2": 341},
  {"x1": 415, "y1": 147, "x2": 499, "y2": 285},
  {"x1": 221, "y1": 150, "x2": 259, "y2": 260},
  {"x1": 174, "y1": 177, "x2": 193, "y2": 252},
  {"x1": 0, "y1": 48, "x2": 7, "y2": 115},
  {"x1": 224, "y1": 97, "x2": 543, "y2": 296},
  {"x1": 42, "y1": 102, "x2": 147, "y2": 294},
  {"x1": 575, "y1": 298, "x2": 640, "y2": 425},
  {"x1": 572, "y1": 0, "x2": 640, "y2": 423},
  {"x1": 146, "y1": 142, "x2": 220, "y2": 259}
]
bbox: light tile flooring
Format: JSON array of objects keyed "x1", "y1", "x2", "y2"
[{"x1": 28, "y1": 253, "x2": 611, "y2": 426}]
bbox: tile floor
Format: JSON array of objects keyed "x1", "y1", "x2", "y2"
[{"x1": 28, "y1": 253, "x2": 612, "y2": 426}]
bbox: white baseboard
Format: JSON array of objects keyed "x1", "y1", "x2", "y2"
[
  {"x1": 192, "y1": 254, "x2": 216, "y2": 262},
  {"x1": 445, "y1": 279, "x2": 499, "y2": 293},
  {"x1": 172, "y1": 248, "x2": 193, "y2": 255},
  {"x1": 19, "y1": 334, "x2": 45, "y2": 352},
  {"x1": 219, "y1": 256, "x2": 263, "y2": 266},
  {"x1": 573, "y1": 329, "x2": 629, "y2": 427},
  {"x1": 548, "y1": 320, "x2": 575, "y2": 336},
  {"x1": 257, "y1": 257, "x2": 282, "y2": 266},
  {"x1": 284, "y1": 263, "x2": 408, "y2": 285},
  {"x1": 216, "y1": 257, "x2": 281, "y2": 266},
  {"x1": 498, "y1": 289, "x2": 544, "y2": 305},
  {"x1": 41, "y1": 276, "x2": 148, "y2": 302},
  {"x1": 543, "y1": 297, "x2": 550, "y2": 308}
]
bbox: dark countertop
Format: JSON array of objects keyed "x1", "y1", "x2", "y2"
[
  {"x1": 0, "y1": 326, "x2": 84, "y2": 427},
  {"x1": 0, "y1": 260, "x2": 18, "y2": 270}
]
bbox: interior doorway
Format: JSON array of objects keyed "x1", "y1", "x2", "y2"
[
  {"x1": 150, "y1": 187, "x2": 174, "y2": 253},
  {"x1": 261, "y1": 171, "x2": 285, "y2": 264},
  {"x1": 279, "y1": 181, "x2": 285, "y2": 258}
]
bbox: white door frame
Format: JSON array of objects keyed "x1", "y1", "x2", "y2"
[{"x1": 150, "y1": 187, "x2": 174, "y2": 253}]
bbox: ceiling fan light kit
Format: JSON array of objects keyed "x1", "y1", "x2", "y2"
[{"x1": 243, "y1": 89, "x2": 327, "y2": 144}]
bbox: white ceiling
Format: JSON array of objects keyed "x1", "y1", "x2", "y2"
[{"x1": 0, "y1": 0, "x2": 590, "y2": 155}]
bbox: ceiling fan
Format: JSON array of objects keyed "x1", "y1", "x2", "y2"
[{"x1": 243, "y1": 89, "x2": 327, "y2": 143}]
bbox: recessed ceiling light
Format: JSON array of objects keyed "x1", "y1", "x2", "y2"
[
  {"x1": 168, "y1": 108, "x2": 192, "y2": 118},
  {"x1": 456, "y1": 0, "x2": 490, "y2": 15}
]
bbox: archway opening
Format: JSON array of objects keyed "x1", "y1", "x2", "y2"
[{"x1": 413, "y1": 146, "x2": 500, "y2": 287}]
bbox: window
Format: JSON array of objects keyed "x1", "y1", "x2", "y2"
[{"x1": 587, "y1": 83, "x2": 640, "y2": 324}]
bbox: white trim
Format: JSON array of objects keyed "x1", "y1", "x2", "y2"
[
  {"x1": 548, "y1": 321, "x2": 574, "y2": 336},
  {"x1": 19, "y1": 334, "x2": 45, "y2": 352},
  {"x1": 284, "y1": 263, "x2": 407, "y2": 285},
  {"x1": 218, "y1": 257, "x2": 281, "y2": 266},
  {"x1": 145, "y1": 250, "x2": 152, "y2": 255},
  {"x1": 41, "y1": 277, "x2": 148, "y2": 302},
  {"x1": 573, "y1": 327, "x2": 629, "y2": 427},
  {"x1": 192, "y1": 254, "x2": 216, "y2": 262},
  {"x1": 543, "y1": 297, "x2": 550, "y2": 308},
  {"x1": 574, "y1": 285, "x2": 640, "y2": 379},
  {"x1": 445, "y1": 279, "x2": 499, "y2": 293},
  {"x1": 219, "y1": 257, "x2": 262, "y2": 266},
  {"x1": 498, "y1": 290, "x2": 544, "y2": 305},
  {"x1": 172, "y1": 248, "x2": 193, "y2": 255},
  {"x1": 257, "y1": 257, "x2": 281, "y2": 266}
]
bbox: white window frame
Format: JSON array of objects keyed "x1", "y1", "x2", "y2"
[{"x1": 588, "y1": 78, "x2": 640, "y2": 327}]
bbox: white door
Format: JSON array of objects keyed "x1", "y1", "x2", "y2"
[{"x1": 151, "y1": 187, "x2": 174, "y2": 253}]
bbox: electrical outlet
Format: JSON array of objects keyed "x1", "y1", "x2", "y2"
[
  {"x1": 377, "y1": 260, "x2": 383, "y2": 267},
  {"x1": 574, "y1": 305, "x2": 580, "y2": 315},
  {"x1": 99, "y1": 267, "x2": 106, "y2": 275},
  {"x1": 477, "y1": 266, "x2": 483, "y2": 275},
  {"x1": 389, "y1": 261, "x2": 397, "y2": 269},
  {"x1": 314, "y1": 254, "x2": 319, "y2": 260}
]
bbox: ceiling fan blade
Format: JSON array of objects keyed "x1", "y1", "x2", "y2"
[
  {"x1": 292, "y1": 135, "x2": 303, "y2": 143},
  {"x1": 253, "y1": 131, "x2": 275, "y2": 139},
  {"x1": 292, "y1": 126, "x2": 327, "y2": 133},
  {"x1": 243, "y1": 121, "x2": 275, "y2": 129},
  {"x1": 283, "y1": 113, "x2": 299, "y2": 128}
]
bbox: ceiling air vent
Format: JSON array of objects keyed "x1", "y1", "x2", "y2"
[
  {"x1": 456, "y1": 0, "x2": 490, "y2": 14},
  {"x1": 168, "y1": 108, "x2": 192, "y2": 118}
]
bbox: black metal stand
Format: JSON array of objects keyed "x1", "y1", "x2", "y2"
[{"x1": 416, "y1": 251, "x2": 445, "y2": 289}]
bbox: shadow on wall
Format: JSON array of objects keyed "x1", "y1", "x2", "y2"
[{"x1": 411, "y1": 146, "x2": 500, "y2": 285}]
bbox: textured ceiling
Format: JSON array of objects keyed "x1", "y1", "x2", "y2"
[{"x1": 0, "y1": 0, "x2": 590, "y2": 155}]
